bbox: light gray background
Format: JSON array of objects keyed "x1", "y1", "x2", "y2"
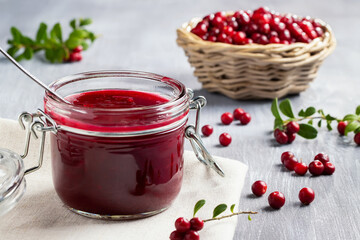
[{"x1": 0, "y1": 0, "x2": 359, "y2": 239}]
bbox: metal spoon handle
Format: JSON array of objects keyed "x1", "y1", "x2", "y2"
[{"x1": 0, "y1": 47, "x2": 70, "y2": 104}]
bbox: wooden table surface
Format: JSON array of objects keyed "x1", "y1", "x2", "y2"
[{"x1": 1, "y1": 0, "x2": 359, "y2": 239}]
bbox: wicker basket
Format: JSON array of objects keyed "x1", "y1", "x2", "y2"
[{"x1": 176, "y1": 17, "x2": 336, "y2": 100}]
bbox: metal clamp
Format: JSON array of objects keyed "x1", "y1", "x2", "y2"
[{"x1": 186, "y1": 89, "x2": 225, "y2": 177}]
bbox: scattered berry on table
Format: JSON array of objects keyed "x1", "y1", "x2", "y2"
[
  {"x1": 201, "y1": 125, "x2": 214, "y2": 137},
  {"x1": 337, "y1": 121, "x2": 347, "y2": 135},
  {"x1": 233, "y1": 108, "x2": 245, "y2": 120},
  {"x1": 294, "y1": 162, "x2": 308, "y2": 175},
  {"x1": 323, "y1": 162, "x2": 335, "y2": 175},
  {"x1": 170, "y1": 230, "x2": 185, "y2": 240},
  {"x1": 284, "y1": 156, "x2": 298, "y2": 171},
  {"x1": 281, "y1": 151, "x2": 294, "y2": 164},
  {"x1": 175, "y1": 217, "x2": 191, "y2": 233},
  {"x1": 354, "y1": 133, "x2": 360, "y2": 146},
  {"x1": 268, "y1": 191, "x2": 286, "y2": 209},
  {"x1": 221, "y1": 112, "x2": 234, "y2": 125},
  {"x1": 184, "y1": 230, "x2": 200, "y2": 240},
  {"x1": 251, "y1": 180, "x2": 268, "y2": 196},
  {"x1": 314, "y1": 153, "x2": 329, "y2": 164},
  {"x1": 286, "y1": 121, "x2": 300, "y2": 134},
  {"x1": 308, "y1": 160, "x2": 324, "y2": 176},
  {"x1": 239, "y1": 112, "x2": 251, "y2": 125},
  {"x1": 298, "y1": 187, "x2": 315, "y2": 205},
  {"x1": 274, "y1": 129, "x2": 288, "y2": 144},
  {"x1": 219, "y1": 133, "x2": 232, "y2": 146},
  {"x1": 190, "y1": 217, "x2": 204, "y2": 231}
]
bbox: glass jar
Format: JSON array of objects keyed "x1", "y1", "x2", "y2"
[{"x1": 43, "y1": 71, "x2": 190, "y2": 219}]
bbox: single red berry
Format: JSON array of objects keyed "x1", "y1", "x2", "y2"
[
  {"x1": 280, "y1": 40, "x2": 290, "y2": 44},
  {"x1": 203, "y1": 14, "x2": 215, "y2": 22},
  {"x1": 251, "y1": 180, "x2": 267, "y2": 196},
  {"x1": 219, "y1": 133, "x2": 232, "y2": 146},
  {"x1": 299, "y1": 187, "x2": 315, "y2": 205},
  {"x1": 214, "y1": 11, "x2": 227, "y2": 19},
  {"x1": 239, "y1": 112, "x2": 251, "y2": 125},
  {"x1": 259, "y1": 23, "x2": 271, "y2": 34},
  {"x1": 284, "y1": 156, "x2": 298, "y2": 171},
  {"x1": 281, "y1": 151, "x2": 294, "y2": 164},
  {"x1": 201, "y1": 125, "x2": 213, "y2": 137},
  {"x1": 268, "y1": 31, "x2": 279, "y2": 38},
  {"x1": 246, "y1": 23, "x2": 259, "y2": 35},
  {"x1": 337, "y1": 121, "x2": 347, "y2": 135},
  {"x1": 233, "y1": 108, "x2": 245, "y2": 120},
  {"x1": 286, "y1": 121, "x2": 300, "y2": 134},
  {"x1": 69, "y1": 52, "x2": 82, "y2": 62},
  {"x1": 73, "y1": 45, "x2": 83, "y2": 53},
  {"x1": 170, "y1": 230, "x2": 184, "y2": 240},
  {"x1": 355, "y1": 133, "x2": 360, "y2": 146},
  {"x1": 221, "y1": 112, "x2": 234, "y2": 125},
  {"x1": 323, "y1": 162, "x2": 335, "y2": 175},
  {"x1": 315, "y1": 27, "x2": 324, "y2": 37},
  {"x1": 281, "y1": 14, "x2": 293, "y2": 25},
  {"x1": 279, "y1": 29, "x2": 291, "y2": 41},
  {"x1": 209, "y1": 27, "x2": 220, "y2": 36},
  {"x1": 191, "y1": 23, "x2": 208, "y2": 36},
  {"x1": 314, "y1": 153, "x2": 329, "y2": 164},
  {"x1": 251, "y1": 33, "x2": 261, "y2": 42},
  {"x1": 227, "y1": 19, "x2": 239, "y2": 30},
  {"x1": 269, "y1": 36, "x2": 280, "y2": 44},
  {"x1": 235, "y1": 11, "x2": 250, "y2": 25},
  {"x1": 184, "y1": 230, "x2": 200, "y2": 240},
  {"x1": 294, "y1": 162, "x2": 308, "y2": 175},
  {"x1": 258, "y1": 35, "x2": 269, "y2": 45},
  {"x1": 207, "y1": 35, "x2": 217, "y2": 42},
  {"x1": 233, "y1": 31, "x2": 247, "y2": 45},
  {"x1": 175, "y1": 217, "x2": 191, "y2": 233},
  {"x1": 190, "y1": 217, "x2": 204, "y2": 231},
  {"x1": 275, "y1": 131, "x2": 288, "y2": 144},
  {"x1": 211, "y1": 16, "x2": 225, "y2": 28},
  {"x1": 244, "y1": 38, "x2": 253, "y2": 44},
  {"x1": 217, "y1": 33, "x2": 229, "y2": 43},
  {"x1": 222, "y1": 26, "x2": 234, "y2": 36},
  {"x1": 253, "y1": 6, "x2": 270, "y2": 15},
  {"x1": 308, "y1": 160, "x2": 324, "y2": 176},
  {"x1": 287, "y1": 133, "x2": 296, "y2": 143},
  {"x1": 268, "y1": 191, "x2": 285, "y2": 209}
]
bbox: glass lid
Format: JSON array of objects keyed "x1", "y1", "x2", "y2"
[{"x1": 0, "y1": 148, "x2": 26, "y2": 217}]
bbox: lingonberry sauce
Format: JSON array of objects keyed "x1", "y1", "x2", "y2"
[{"x1": 45, "y1": 90, "x2": 186, "y2": 216}]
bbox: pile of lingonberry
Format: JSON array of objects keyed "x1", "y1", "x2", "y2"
[
  {"x1": 170, "y1": 217, "x2": 203, "y2": 240},
  {"x1": 274, "y1": 121, "x2": 300, "y2": 144},
  {"x1": 281, "y1": 151, "x2": 335, "y2": 176},
  {"x1": 201, "y1": 108, "x2": 251, "y2": 146},
  {"x1": 66, "y1": 45, "x2": 83, "y2": 62},
  {"x1": 252, "y1": 180, "x2": 315, "y2": 209},
  {"x1": 190, "y1": 7, "x2": 324, "y2": 45}
]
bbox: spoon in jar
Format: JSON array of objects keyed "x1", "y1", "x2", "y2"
[{"x1": 0, "y1": 47, "x2": 70, "y2": 104}]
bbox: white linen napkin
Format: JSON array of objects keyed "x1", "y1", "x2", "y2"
[{"x1": 0, "y1": 118, "x2": 248, "y2": 240}]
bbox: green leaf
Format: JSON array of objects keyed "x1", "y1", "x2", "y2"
[
  {"x1": 7, "y1": 46, "x2": 19, "y2": 57},
  {"x1": 298, "y1": 109, "x2": 306, "y2": 117},
  {"x1": 79, "y1": 18, "x2": 92, "y2": 26},
  {"x1": 317, "y1": 120, "x2": 322, "y2": 128},
  {"x1": 80, "y1": 41, "x2": 89, "y2": 50},
  {"x1": 248, "y1": 215, "x2": 252, "y2": 221},
  {"x1": 50, "y1": 23, "x2": 63, "y2": 43},
  {"x1": 10, "y1": 27, "x2": 22, "y2": 42},
  {"x1": 344, "y1": 121, "x2": 360, "y2": 136},
  {"x1": 305, "y1": 107, "x2": 316, "y2": 117},
  {"x1": 326, "y1": 121, "x2": 333, "y2": 131},
  {"x1": 21, "y1": 36, "x2": 34, "y2": 45},
  {"x1": 70, "y1": 29, "x2": 89, "y2": 39},
  {"x1": 356, "y1": 106, "x2": 360, "y2": 115},
  {"x1": 15, "y1": 54, "x2": 25, "y2": 62},
  {"x1": 65, "y1": 37, "x2": 82, "y2": 49},
  {"x1": 297, "y1": 123, "x2": 318, "y2": 139},
  {"x1": 70, "y1": 19, "x2": 77, "y2": 29},
  {"x1": 343, "y1": 114, "x2": 358, "y2": 122},
  {"x1": 325, "y1": 114, "x2": 337, "y2": 121},
  {"x1": 45, "y1": 49, "x2": 55, "y2": 62},
  {"x1": 308, "y1": 119, "x2": 313, "y2": 125},
  {"x1": 355, "y1": 127, "x2": 360, "y2": 134},
  {"x1": 271, "y1": 98, "x2": 282, "y2": 120},
  {"x1": 318, "y1": 109, "x2": 324, "y2": 116},
  {"x1": 213, "y1": 204, "x2": 227, "y2": 218},
  {"x1": 230, "y1": 204, "x2": 235, "y2": 213},
  {"x1": 88, "y1": 32, "x2": 96, "y2": 42},
  {"x1": 23, "y1": 48, "x2": 33, "y2": 59},
  {"x1": 36, "y1": 23, "x2": 47, "y2": 43},
  {"x1": 274, "y1": 118, "x2": 283, "y2": 130},
  {"x1": 279, "y1": 99, "x2": 295, "y2": 118},
  {"x1": 193, "y1": 200, "x2": 205, "y2": 217}
]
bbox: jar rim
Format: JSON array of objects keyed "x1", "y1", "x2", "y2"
[{"x1": 45, "y1": 70, "x2": 187, "y2": 112}]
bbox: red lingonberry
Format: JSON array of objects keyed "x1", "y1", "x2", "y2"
[
  {"x1": 222, "y1": 26, "x2": 234, "y2": 36},
  {"x1": 258, "y1": 35, "x2": 269, "y2": 44},
  {"x1": 219, "y1": 133, "x2": 232, "y2": 146},
  {"x1": 287, "y1": 133, "x2": 296, "y2": 143},
  {"x1": 239, "y1": 112, "x2": 251, "y2": 125},
  {"x1": 275, "y1": 130, "x2": 288, "y2": 144},
  {"x1": 175, "y1": 217, "x2": 191, "y2": 232},
  {"x1": 323, "y1": 162, "x2": 335, "y2": 175},
  {"x1": 269, "y1": 36, "x2": 280, "y2": 44},
  {"x1": 184, "y1": 230, "x2": 200, "y2": 240},
  {"x1": 170, "y1": 230, "x2": 184, "y2": 240},
  {"x1": 294, "y1": 162, "x2": 308, "y2": 176},
  {"x1": 233, "y1": 108, "x2": 245, "y2": 120},
  {"x1": 221, "y1": 112, "x2": 234, "y2": 125},
  {"x1": 190, "y1": 217, "x2": 204, "y2": 231},
  {"x1": 214, "y1": 11, "x2": 227, "y2": 19},
  {"x1": 251, "y1": 180, "x2": 267, "y2": 196},
  {"x1": 308, "y1": 160, "x2": 324, "y2": 176},
  {"x1": 286, "y1": 121, "x2": 300, "y2": 134},
  {"x1": 201, "y1": 125, "x2": 213, "y2": 136},
  {"x1": 355, "y1": 133, "x2": 360, "y2": 146},
  {"x1": 69, "y1": 52, "x2": 82, "y2": 62},
  {"x1": 268, "y1": 191, "x2": 285, "y2": 209},
  {"x1": 284, "y1": 156, "x2": 298, "y2": 171},
  {"x1": 314, "y1": 153, "x2": 329, "y2": 164},
  {"x1": 73, "y1": 45, "x2": 83, "y2": 53},
  {"x1": 207, "y1": 35, "x2": 217, "y2": 42},
  {"x1": 259, "y1": 23, "x2": 271, "y2": 34},
  {"x1": 337, "y1": 121, "x2": 347, "y2": 135},
  {"x1": 233, "y1": 31, "x2": 247, "y2": 44},
  {"x1": 299, "y1": 187, "x2": 315, "y2": 205},
  {"x1": 281, "y1": 151, "x2": 294, "y2": 164}
]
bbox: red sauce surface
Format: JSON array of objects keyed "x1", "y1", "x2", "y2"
[{"x1": 46, "y1": 90, "x2": 185, "y2": 216}]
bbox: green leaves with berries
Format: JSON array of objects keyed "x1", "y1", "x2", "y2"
[
  {"x1": 271, "y1": 98, "x2": 360, "y2": 140},
  {"x1": 193, "y1": 199, "x2": 257, "y2": 223},
  {"x1": 7, "y1": 18, "x2": 97, "y2": 63}
]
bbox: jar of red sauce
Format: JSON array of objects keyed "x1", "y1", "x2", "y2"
[{"x1": 0, "y1": 71, "x2": 224, "y2": 219}]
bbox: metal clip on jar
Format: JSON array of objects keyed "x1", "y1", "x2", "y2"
[{"x1": 0, "y1": 71, "x2": 224, "y2": 219}]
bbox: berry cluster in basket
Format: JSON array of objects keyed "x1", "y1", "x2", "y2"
[{"x1": 190, "y1": 7, "x2": 324, "y2": 45}]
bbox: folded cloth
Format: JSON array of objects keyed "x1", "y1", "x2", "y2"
[{"x1": 0, "y1": 118, "x2": 247, "y2": 240}]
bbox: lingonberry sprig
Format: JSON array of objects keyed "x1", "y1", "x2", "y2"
[
  {"x1": 170, "y1": 200, "x2": 257, "y2": 240},
  {"x1": 271, "y1": 98, "x2": 360, "y2": 145},
  {"x1": 7, "y1": 18, "x2": 97, "y2": 63}
]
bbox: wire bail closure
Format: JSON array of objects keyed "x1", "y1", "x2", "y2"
[{"x1": 186, "y1": 89, "x2": 225, "y2": 177}]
